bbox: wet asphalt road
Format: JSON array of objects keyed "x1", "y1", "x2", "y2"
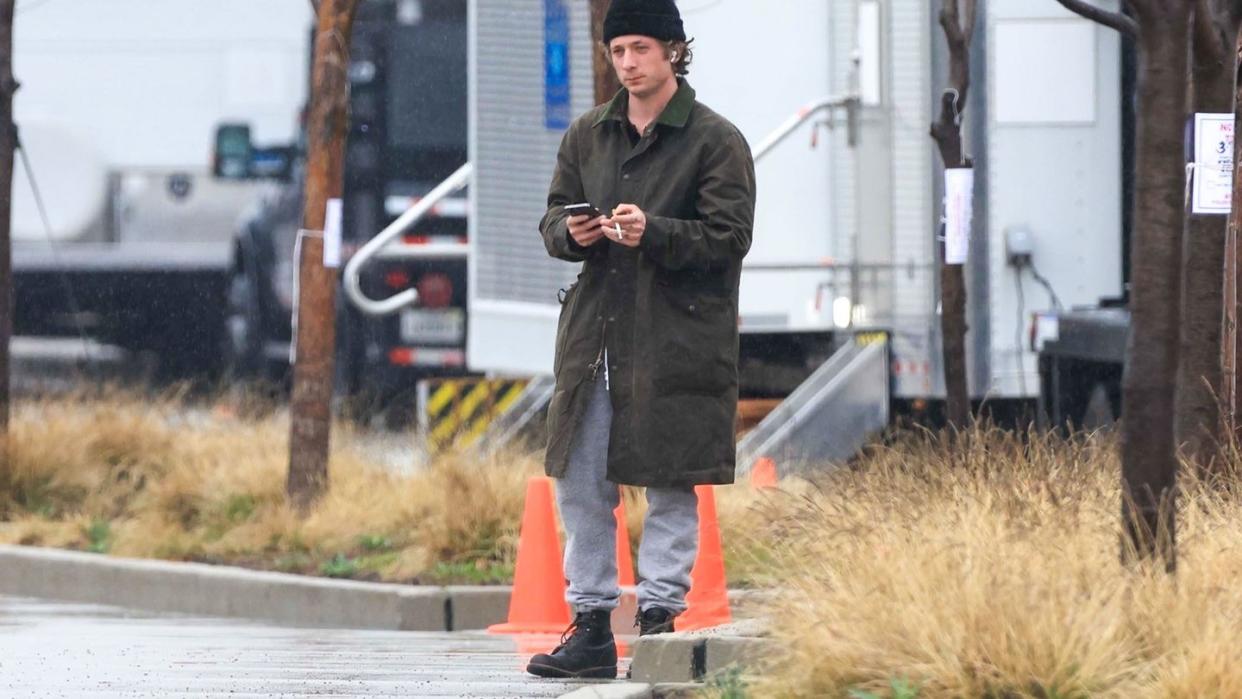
[{"x1": 0, "y1": 595, "x2": 626, "y2": 698}]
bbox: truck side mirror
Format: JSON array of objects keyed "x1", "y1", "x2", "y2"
[
  {"x1": 213, "y1": 123, "x2": 253, "y2": 179},
  {"x1": 213, "y1": 124, "x2": 296, "y2": 182}
]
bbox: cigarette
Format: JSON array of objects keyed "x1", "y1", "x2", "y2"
[{"x1": 614, "y1": 222, "x2": 623, "y2": 239}]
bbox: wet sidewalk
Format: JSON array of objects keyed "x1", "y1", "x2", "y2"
[{"x1": 0, "y1": 595, "x2": 631, "y2": 698}]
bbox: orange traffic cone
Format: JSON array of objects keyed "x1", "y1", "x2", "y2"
[
  {"x1": 750, "y1": 457, "x2": 778, "y2": 489},
  {"x1": 614, "y1": 501, "x2": 636, "y2": 587},
  {"x1": 489, "y1": 477, "x2": 572, "y2": 634},
  {"x1": 675, "y1": 485, "x2": 732, "y2": 631}
]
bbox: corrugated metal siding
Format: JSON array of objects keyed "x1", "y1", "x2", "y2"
[
  {"x1": 829, "y1": 0, "x2": 857, "y2": 263},
  {"x1": 472, "y1": 0, "x2": 594, "y2": 305},
  {"x1": 888, "y1": 0, "x2": 938, "y2": 397}
]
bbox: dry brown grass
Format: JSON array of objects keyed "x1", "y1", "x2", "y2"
[
  {"x1": 0, "y1": 389, "x2": 777, "y2": 588},
  {"x1": 0, "y1": 390, "x2": 540, "y2": 583},
  {"x1": 725, "y1": 425, "x2": 1242, "y2": 698}
]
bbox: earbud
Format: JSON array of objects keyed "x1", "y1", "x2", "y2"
[{"x1": 671, "y1": 52, "x2": 678, "y2": 61}]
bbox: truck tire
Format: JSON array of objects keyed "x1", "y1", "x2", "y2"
[{"x1": 222, "y1": 265, "x2": 266, "y2": 380}]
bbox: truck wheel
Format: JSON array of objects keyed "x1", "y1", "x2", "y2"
[{"x1": 222, "y1": 266, "x2": 266, "y2": 380}]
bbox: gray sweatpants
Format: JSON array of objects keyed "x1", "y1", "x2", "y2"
[{"x1": 555, "y1": 375, "x2": 699, "y2": 614}]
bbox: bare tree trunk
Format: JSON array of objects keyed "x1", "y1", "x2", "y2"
[
  {"x1": 0, "y1": 0, "x2": 16, "y2": 497},
  {"x1": 1227, "y1": 28, "x2": 1242, "y2": 437},
  {"x1": 1062, "y1": 0, "x2": 1190, "y2": 572},
  {"x1": 288, "y1": 0, "x2": 360, "y2": 509},
  {"x1": 929, "y1": 0, "x2": 976, "y2": 430},
  {"x1": 1123, "y1": 5, "x2": 1191, "y2": 571},
  {"x1": 1177, "y1": 0, "x2": 1235, "y2": 468},
  {"x1": 589, "y1": 0, "x2": 621, "y2": 104}
]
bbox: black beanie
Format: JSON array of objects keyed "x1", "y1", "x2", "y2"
[{"x1": 602, "y1": 0, "x2": 686, "y2": 44}]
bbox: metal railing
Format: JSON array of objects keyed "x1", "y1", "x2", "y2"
[
  {"x1": 342, "y1": 162, "x2": 473, "y2": 316},
  {"x1": 344, "y1": 93, "x2": 859, "y2": 316},
  {"x1": 744, "y1": 92, "x2": 876, "y2": 313},
  {"x1": 751, "y1": 93, "x2": 860, "y2": 163}
]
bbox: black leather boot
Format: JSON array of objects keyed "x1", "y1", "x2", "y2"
[
  {"x1": 636, "y1": 606, "x2": 676, "y2": 636},
  {"x1": 526, "y1": 609, "x2": 618, "y2": 679}
]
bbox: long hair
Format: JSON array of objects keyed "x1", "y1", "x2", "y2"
[{"x1": 664, "y1": 38, "x2": 694, "y2": 76}]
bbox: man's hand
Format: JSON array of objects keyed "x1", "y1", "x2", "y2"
[
  {"x1": 567, "y1": 214, "x2": 606, "y2": 247},
  {"x1": 603, "y1": 204, "x2": 646, "y2": 248}
]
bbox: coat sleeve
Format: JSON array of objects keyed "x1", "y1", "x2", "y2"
[
  {"x1": 640, "y1": 129, "x2": 756, "y2": 271},
  {"x1": 539, "y1": 123, "x2": 594, "y2": 262}
]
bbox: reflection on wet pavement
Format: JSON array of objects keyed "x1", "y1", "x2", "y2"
[{"x1": 0, "y1": 595, "x2": 633, "y2": 697}]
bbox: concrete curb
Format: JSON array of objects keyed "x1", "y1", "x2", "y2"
[
  {"x1": 0, "y1": 544, "x2": 762, "y2": 640},
  {"x1": 556, "y1": 682, "x2": 705, "y2": 699},
  {"x1": 628, "y1": 621, "x2": 774, "y2": 684},
  {"x1": 558, "y1": 684, "x2": 653, "y2": 699},
  {"x1": 0, "y1": 544, "x2": 510, "y2": 631}
]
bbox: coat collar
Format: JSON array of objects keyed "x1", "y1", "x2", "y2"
[{"x1": 592, "y1": 78, "x2": 695, "y2": 129}]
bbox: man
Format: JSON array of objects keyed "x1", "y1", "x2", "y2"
[{"x1": 525, "y1": 0, "x2": 756, "y2": 681}]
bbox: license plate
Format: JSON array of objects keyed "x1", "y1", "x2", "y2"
[{"x1": 399, "y1": 308, "x2": 465, "y2": 344}]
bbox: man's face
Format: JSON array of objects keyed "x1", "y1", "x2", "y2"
[{"x1": 608, "y1": 35, "x2": 675, "y2": 98}]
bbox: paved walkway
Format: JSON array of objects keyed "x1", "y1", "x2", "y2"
[{"x1": 0, "y1": 595, "x2": 630, "y2": 698}]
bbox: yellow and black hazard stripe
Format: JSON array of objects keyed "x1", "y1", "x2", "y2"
[{"x1": 422, "y1": 378, "x2": 529, "y2": 453}]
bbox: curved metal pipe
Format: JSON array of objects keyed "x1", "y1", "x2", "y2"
[
  {"x1": 751, "y1": 95, "x2": 856, "y2": 163},
  {"x1": 343, "y1": 162, "x2": 473, "y2": 316}
]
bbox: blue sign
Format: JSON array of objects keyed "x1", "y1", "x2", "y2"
[{"x1": 545, "y1": 0, "x2": 571, "y2": 130}]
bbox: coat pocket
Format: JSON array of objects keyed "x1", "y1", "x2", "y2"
[
  {"x1": 553, "y1": 279, "x2": 582, "y2": 378},
  {"x1": 651, "y1": 283, "x2": 736, "y2": 396}
]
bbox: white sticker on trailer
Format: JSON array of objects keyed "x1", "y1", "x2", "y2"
[{"x1": 1034, "y1": 313, "x2": 1060, "y2": 351}]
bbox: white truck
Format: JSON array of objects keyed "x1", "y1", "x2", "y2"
[{"x1": 11, "y1": 0, "x2": 309, "y2": 377}]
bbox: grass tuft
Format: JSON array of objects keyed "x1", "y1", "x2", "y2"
[
  {"x1": 0, "y1": 390, "x2": 540, "y2": 583},
  {"x1": 729, "y1": 423, "x2": 1242, "y2": 698}
]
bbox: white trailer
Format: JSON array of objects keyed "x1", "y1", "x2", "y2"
[{"x1": 341, "y1": 0, "x2": 1126, "y2": 464}]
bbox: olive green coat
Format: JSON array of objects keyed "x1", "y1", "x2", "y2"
[{"x1": 539, "y1": 80, "x2": 756, "y2": 488}]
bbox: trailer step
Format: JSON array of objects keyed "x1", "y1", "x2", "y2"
[{"x1": 735, "y1": 337, "x2": 890, "y2": 479}]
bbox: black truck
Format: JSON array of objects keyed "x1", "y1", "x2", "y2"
[{"x1": 212, "y1": 0, "x2": 470, "y2": 407}]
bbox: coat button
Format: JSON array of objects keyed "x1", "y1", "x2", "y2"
[
  {"x1": 610, "y1": 268, "x2": 618, "y2": 274},
  {"x1": 608, "y1": 316, "x2": 616, "y2": 322},
  {"x1": 622, "y1": 173, "x2": 631, "y2": 180},
  {"x1": 688, "y1": 304, "x2": 697, "y2": 312}
]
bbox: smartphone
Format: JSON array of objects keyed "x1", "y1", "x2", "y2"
[{"x1": 564, "y1": 202, "x2": 604, "y2": 220}]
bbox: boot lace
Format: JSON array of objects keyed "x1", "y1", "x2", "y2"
[{"x1": 551, "y1": 616, "x2": 590, "y2": 653}]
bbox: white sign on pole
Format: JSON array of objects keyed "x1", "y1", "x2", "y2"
[
  {"x1": 945, "y1": 168, "x2": 973, "y2": 265},
  {"x1": 323, "y1": 198, "x2": 343, "y2": 267},
  {"x1": 1193, "y1": 112, "x2": 1233, "y2": 215}
]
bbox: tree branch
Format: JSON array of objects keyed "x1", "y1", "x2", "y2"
[
  {"x1": 931, "y1": 0, "x2": 976, "y2": 168},
  {"x1": 939, "y1": 0, "x2": 971, "y2": 100},
  {"x1": 1055, "y1": 0, "x2": 1140, "y2": 37},
  {"x1": 961, "y1": 0, "x2": 979, "y2": 46},
  {"x1": 940, "y1": 0, "x2": 961, "y2": 46}
]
